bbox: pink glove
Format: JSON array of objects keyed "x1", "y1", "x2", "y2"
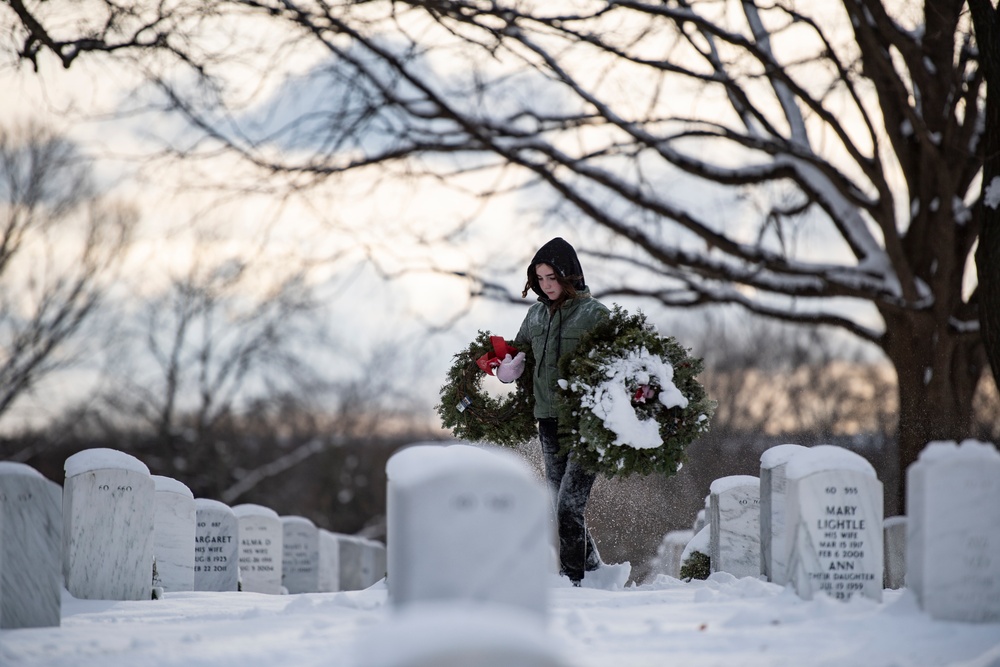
[{"x1": 496, "y1": 352, "x2": 525, "y2": 383}]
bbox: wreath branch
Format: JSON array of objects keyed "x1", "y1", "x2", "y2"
[
  {"x1": 558, "y1": 306, "x2": 716, "y2": 478},
  {"x1": 436, "y1": 331, "x2": 537, "y2": 447}
]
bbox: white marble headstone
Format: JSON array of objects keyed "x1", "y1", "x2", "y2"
[
  {"x1": 194, "y1": 499, "x2": 239, "y2": 592},
  {"x1": 651, "y1": 529, "x2": 694, "y2": 580},
  {"x1": 760, "y1": 444, "x2": 808, "y2": 584},
  {"x1": 282, "y1": 516, "x2": 319, "y2": 594},
  {"x1": 63, "y1": 448, "x2": 155, "y2": 601},
  {"x1": 317, "y1": 528, "x2": 341, "y2": 593},
  {"x1": 0, "y1": 462, "x2": 62, "y2": 628},
  {"x1": 785, "y1": 445, "x2": 883, "y2": 602},
  {"x1": 362, "y1": 537, "x2": 387, "y2": 588},
  {"x1": 906, "y1": 439, "x2": 1000, "y2": 622},
  {"x1": 692, "y1": 509, "x2": 706, "y2": 534},
  {"x1": 386, "y1": 443, "x2": 550, "y2": 615},
  {"x1": 337, "y1": 533, "x2": 366, "y2": 592},
  {"x1": 152, "y1": 475, "x2": 195, "y2": 592},
  {"x1": 0, "y1": 494, "x2": 3, "y2": 620},
  {"x1": 233, "y1": 503, "x2": 283, "y2": 594},
  {"x1": 334, "y1": 534, "x2": 386, "y2": 591},
  {"x1": 883, "y1": 516, "x2": 907, "y2": 590},
  {"x1": 0, "y1": 492, "x2": 3, "y2": 619},
  {"x1": 709, "y1": 475, "x2": 760, "y2": 578}
]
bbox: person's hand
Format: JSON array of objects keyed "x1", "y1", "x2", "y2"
[{"x1": 496, "y1": 352, "x2": 525, "y2": 383}]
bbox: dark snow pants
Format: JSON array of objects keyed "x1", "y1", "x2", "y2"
[{"x1": 538, "y1": 418, "x2": 600, "y2": 583}]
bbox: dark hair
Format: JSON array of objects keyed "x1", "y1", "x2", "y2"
[{"x1": 522, "y1": 270, "x2": 581, "y2": 313}]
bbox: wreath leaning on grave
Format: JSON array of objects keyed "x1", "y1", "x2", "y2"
[
  {"x1": 436, "y1": 331, "x2": 537, "y2": 448},
  {"x1": 557, "y1": 306, "x2": 715, "y2": 478}
]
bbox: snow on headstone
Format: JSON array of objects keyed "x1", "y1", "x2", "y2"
[
  {"x1": 193, "y1": 499, "x2": 239, "y2": 592},
  {"x1": 62, "y1": 448, "x2": 155, "y2": 601},
  {"x1": 317, "y1": 528, "x2": 341, "y2": 593},
  {"x1": 233, "y1": 503, "x2": 283, "y2": 594},
  {"x1": 760, "y1": 444, "x2": 809, "y2": 584},
  {"x1": 385, "y1": 443, "x2": 550, "y2": 615},
  {"x1": 883, "y1": 516, "x2": 907, "y2": 590},
  {"x1": 906, "y1": 440, "x2": 1000, "y2": 622},
  {"x1": 785, "y1": 445, "x2": 883, "y2": 602},
  {"x1": 152, "y1": 475, "x2": 195, "y2": 593},
  {"x1": 282, "y1": 516, "x2": 319, "y2": 594},
  {"x1": 709, "y1": 475, "x2": 760, "y2": 578},
  {"x1": 0, "y1": 462, "x2": 61, "y2": 628},
  {"x1": 649, "y1": 529, "x2": 694, "y2": 580}
]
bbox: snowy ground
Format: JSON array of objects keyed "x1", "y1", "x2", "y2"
[{"x1": 3, "y1": 573, "x2": 999, "y2": 667}]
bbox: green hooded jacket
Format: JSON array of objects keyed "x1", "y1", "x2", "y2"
[
  {"x1": 514, "y1": 238, "x2": 610, "y2": 419},
  {"x1": 516, "y1": 293, "x2": 609, "y2": 419}
]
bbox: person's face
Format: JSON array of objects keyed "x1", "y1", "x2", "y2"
[{"x1": 536, "y1": 263, "x2": 563, "y2": 301}]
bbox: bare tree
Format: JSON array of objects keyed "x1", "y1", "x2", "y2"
[
  {"x1": 2, "y1": 0, "x2": 994, "y2": 506},
  {"x1": 97, "y1": 248, "x2": 324, "y2": 459},
  {"x1": 0, "y1": 122, "x2": 133, "y2": 423}
]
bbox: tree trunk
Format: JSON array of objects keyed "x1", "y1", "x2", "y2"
[
  {"x1": 981, "y1": 220, "x2": 1000, "y2": 392},
  {"x1": 981, "y1": 193, "x2": 1000, "y2": 393},
  {"x1": 969, "y1": 0, "x2": 1000, "y2": 394},
  {"x1": 882, "y1": 310, "x2": 986, "y2": 513}
]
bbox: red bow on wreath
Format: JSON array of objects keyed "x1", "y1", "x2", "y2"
[
  {"x1": 476, "y1": 336, "x2": 519, "y2": 376},
  {"x1": 633, "y1": 384, "x2": 656, "y2": 403}
]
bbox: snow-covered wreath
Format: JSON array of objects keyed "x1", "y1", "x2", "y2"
[
  {"x1": 436, "y1": 331, "x2": 537, "y2": 448},
  {"x1": 557, "y1": 306, "x2": 715, "y2": 478}
]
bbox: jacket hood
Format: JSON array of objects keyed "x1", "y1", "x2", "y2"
[{"x1": 527, "y1": 237, "x2": 587, "y2": 299}]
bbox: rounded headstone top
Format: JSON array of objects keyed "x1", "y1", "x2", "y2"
[
  {"x1": 152, "y1": 475, "x2": 194, "y2": 498},
  {"x1": 281, "y1": 515, "x2": 315, "y2": 527},
  {"x1": 917, "y1": 439, "x2": 1000, "y2": 464},
  {"x1": 0, "y1": 461, "x2": 46, "y2": 478},
  {"x1": 195, "y1": 498, "x2": 234, "y2": 514},
  {"x1": 386, "y1": 442, "x2": 533, "y2": 486},
  {"x1": 709, "y1": 475, "x2": 759, "y2": 495},
  {"x1": 64, "y1": 448, "x2": 150, "y2": 478},
  {"x1": 760, "y1": 444, "x2": 810, "y2": 469},
  {"x1": 883, "y1": 515, "x2": 907, "y2": 528},
  {"x1": 785, "y1": 444, "x2": 876, "y2": 480},
  {"x1": 232, "y1": 503, "x2": 280, "y2": 519},
  {"x1": 663, "y1": 529, "x2": 695, "y2": 545},
  {"x1": 681, "y1": 523, "x2": 711, "y2": 561}
]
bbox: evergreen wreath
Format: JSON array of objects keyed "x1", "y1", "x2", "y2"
[
  {"x1": 436, "y1": 331, "x2": 537, "y2": 447},
  {"x1": 557, "y1": 305, "x2": 715, "y2": 478},
  {"x1": 680, "y1": 551, "x2": 711, "y2": 582}
]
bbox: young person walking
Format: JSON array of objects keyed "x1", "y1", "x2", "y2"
[{"x1": 496, "y1": 237, "x2": 609, "y2": 586}]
